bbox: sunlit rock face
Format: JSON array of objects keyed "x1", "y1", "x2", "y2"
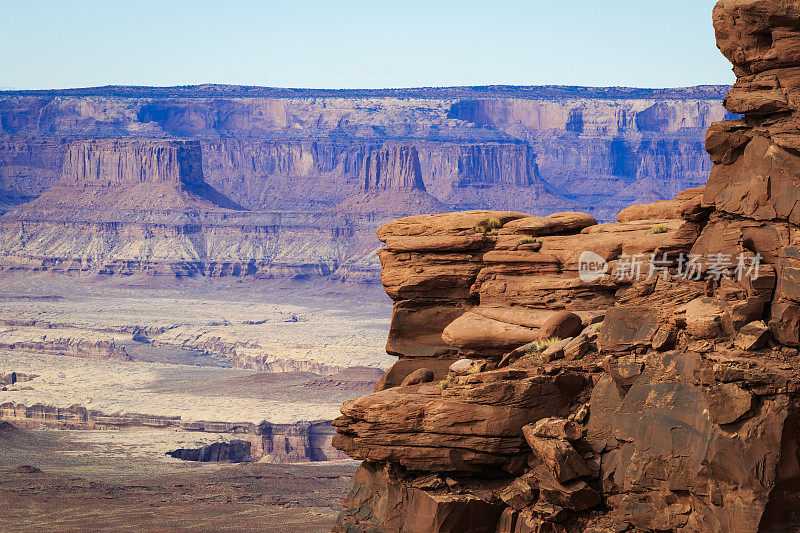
[{"x1": 329, "y1": 1, "x2": 800, "y2": 531}]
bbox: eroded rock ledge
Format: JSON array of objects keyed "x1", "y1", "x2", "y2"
[{"x1": 330, "y1": 1, "x2": 800, "y2": 531}]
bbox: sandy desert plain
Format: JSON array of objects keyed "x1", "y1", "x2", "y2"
[{"x1": 0, "y1": 271, "x2": 393, "y2": 530}]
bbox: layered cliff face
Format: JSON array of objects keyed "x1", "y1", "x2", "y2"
[
  {"x1": 336, "y1": 144, "x2": 450, "y2": 217},
  {"x1": 0, "y1": 216, "x2": 377, "y2": 278},
  {"x1": 705, "y1": 0, "x2": 800, "y2": 347},
  {"x1": 0, "y1": 139, "x2": 381, "y2": 278},
  {"x1": 0, "y1": 136, "x2": 67, "y2": 206},
  {"x1": 0, "y1": 87, "x2": 728, "y2": 219},
  {"x1": 443, "y1": 95, "x2": 730, "y2": 215},
  {"x1": 201, "y1": 138, "x2": 551, "y2": 214},
  {"x1": 0, "y1": 85, "x2": 731, "y2": 279},
  {"x1": 25, "y1": 139, "x2": 241, "y2": 212},
  {"x1": 330, "y1": 2, "x2": 800, "y2": 531},
  {"x1": 200, "y1": 139, "x2": 371, "y2": 211},
  {"x1": 360, "y1": 146, "x2": 424, "y2": 192}
]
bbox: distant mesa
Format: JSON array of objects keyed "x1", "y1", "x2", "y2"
[
  {"x1": 336, "y1": 145, "x2": 449, "y2": 215},
  {"x1": 360, "y1": 145, "x2": 426, "y2": 192},
  {"x1": 0, "y1": 82, "x2": 734, "y2": 280},
  {"x1": 22, "y1": 139, "x2": 243, "y2": 213}
]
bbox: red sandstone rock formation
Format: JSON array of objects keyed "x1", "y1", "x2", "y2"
[{"x1": 330, "y1": 2, "x2": 800, "y2": 530}]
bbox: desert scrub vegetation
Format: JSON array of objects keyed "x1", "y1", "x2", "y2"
[
  {"x1": 475, "y1": 217, "x2": 504, "y2": 236},
  {"x1": 439, "y1": 376, "x2": 454, "y2": 390},
  {"x1": 525, "y1": 337, "x2": 559, "y2": 354},
  {"x1": 520, "y1": 237, "x2": 541, "y2": 245},
  {"x1": 466, "y1": 363, "x2": 482, "y2": 375},
  {"x1": 652, "y1": 224, "x2": 669, "y2": 234}
]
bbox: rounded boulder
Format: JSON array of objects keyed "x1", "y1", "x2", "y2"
[
  {"x1": 400, "y1": 368, "x2": 436, "y2": 387},
  {"x1": 538, "y1": 311, "x2": 583, "y2": 341},
  {"x1": 449, "y1": 358, "x2": 475, "y2": 374}
]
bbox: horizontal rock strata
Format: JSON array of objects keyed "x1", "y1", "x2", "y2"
[
  {"x1": 331, "y1": 2, "x2": 800, "y2": 530},
  {"x1": 0, "y1": 84, "x2": 732, "y2": 281}
]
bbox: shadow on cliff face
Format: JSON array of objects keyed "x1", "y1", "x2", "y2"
[
  {"x1": 167, "y1": 440, "x2": 252, "y2": 463},
  {"x1": 187, "y1": 180, "x2": 246, "y2": 211}
]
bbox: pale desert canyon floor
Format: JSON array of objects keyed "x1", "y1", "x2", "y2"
[
  {"x1": 0, "y1": 424, "x2": 358, "y2": 531},
  {"x1": 0, "y1": 272, "x2": 392, "y2": 531}
]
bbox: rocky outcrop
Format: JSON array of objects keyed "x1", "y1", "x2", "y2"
[
  {"x1": 167, "y1": 440, "x2": 252, "y2": 463},
  {"x1": 334, "y1": 211, "x2": 798, "y2": 532},
  {"x1": 330, "y1": 3, "x2": 800, "y2": 530},
  {"x1": 371, "y1": 207, "x2": 694, "y2": 389},
  {"x1": 704, "y1": 0, "x2": 800, "y2": 353}
]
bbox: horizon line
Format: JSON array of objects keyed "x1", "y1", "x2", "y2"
[{"x1": 1, "y1": 83, "x2": 732, "y2": 101}]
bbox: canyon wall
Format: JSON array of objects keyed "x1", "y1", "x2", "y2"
[
  {"x1": 0, "y1": 138, "x2": 383, "y2": 279},
  {"x1": 24, "y1": 139, "x2": 243, "y2": 212},
  {"x1": 0, "y1": 87, "x2": 729, "y2": 279},
  {"x1": 0, "y1": 86, "x2": 729, "y2": 218}
]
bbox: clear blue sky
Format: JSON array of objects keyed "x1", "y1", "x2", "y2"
[{"x1": 1, "y1": 0, "x2": 732, "y2": 90}]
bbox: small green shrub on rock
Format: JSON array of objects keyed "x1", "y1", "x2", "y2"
[
  {"x1": 476, "y1": 218, "x2": 503, "y2": 236},
  {"x1": 525, "y1": 337, "x2": 559, "y2": 354},
  {"x1": 466, "y1": 364, "x2": 482, "y2": 375},
  {"x1": 652, "y1": 224, "x2": 669, "y2": 234},
  {"x1": 487, "y1": 217, "x2": 503, "y2": 230}
]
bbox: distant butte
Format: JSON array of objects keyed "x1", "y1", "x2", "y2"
[{"x1": 26, "y1": 139, "x2": 242, "y2": 213}]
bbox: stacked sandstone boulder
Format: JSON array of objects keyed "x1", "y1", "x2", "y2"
[{"x1": 331, "y1": 1, "x2": 800, "y2": 531}]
